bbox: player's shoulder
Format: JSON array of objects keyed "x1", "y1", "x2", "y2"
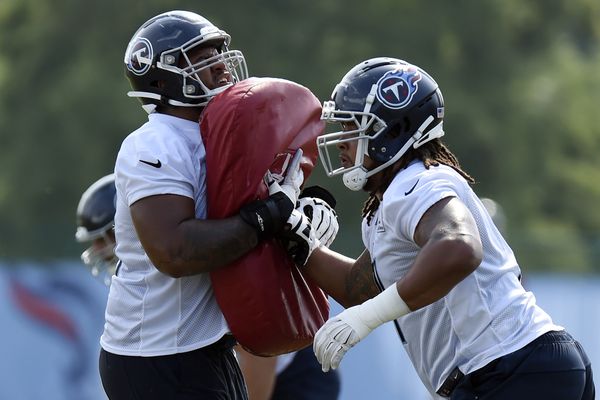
[
  {"x1": 119, "y1": 116, "x2": 190, "y2": 159},
  {"x1": 384, "y1": 162, "x2": 464, "y2": 204},
  {"x1": 402, "y1": 162, "x2": 466, "y2": 187}
]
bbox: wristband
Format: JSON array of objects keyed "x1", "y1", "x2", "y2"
[{"x1": 356, "y1": 284, "x2": 410, "y2": 330}]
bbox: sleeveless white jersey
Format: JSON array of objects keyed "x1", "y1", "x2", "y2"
[
  {"x1": 101, "y1": 113, "x2": 229, "y2": 356},
  {"x1": 361, "y1": 161, "x2": 561, "y2": 396}
]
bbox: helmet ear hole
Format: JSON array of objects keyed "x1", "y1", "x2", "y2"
[
  {"x1": 385, "y1": 126, "x2": 401, "y2": 140},
  {"x1": 386, "y1": 119, "x2": 411, "y2": 139},
  {"x1": 400, "y1": 118, "x2": 412, "y2": 135}
]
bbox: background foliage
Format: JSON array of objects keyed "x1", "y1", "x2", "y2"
[{"x1": 1, "y1": 0, "x2": 599, "y2": 272}]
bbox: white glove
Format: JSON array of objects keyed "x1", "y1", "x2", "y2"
[
  {"x1": 297, "y1": 197, "x2": 339, "y2": 248},
  {"x1": 284, "y1": 209, "x2": 320, "y2": 266},
  {"x1": 240, "y1": 150, "x2": 304, "y2": 240},
  {"x1": 313, "y1": 284, "x2": 410, "y2": 372},
  {"x1": 265, "y1": 149, "x2": 304, "y2": 205},
  {"x1": 313, "y1": 306, "x2": 369, "y2": 372}
]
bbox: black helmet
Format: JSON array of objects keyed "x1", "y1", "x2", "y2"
[
  {"x1": 124, "y1": 10, "x2": 248, "y2": 112},
  {"x1": 75, "y1": 174, "x2": 117, "y2": 285},
  {"x1": 76, "y1": 174, "x2": 116, "y2": 241},
  {"x1": 318, "y1": 57, "x2": 445, "y2": 190}
]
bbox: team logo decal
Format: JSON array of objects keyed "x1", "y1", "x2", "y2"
[
  {"x1": 375, "y1": 66, "x2": 422, "y2": 109},
  {"x1": 376, "y1": 216, "x2": 385, "y2": 233},
  {"x1": 126, "y1": 37, "x2": 153, "y2": 76}
]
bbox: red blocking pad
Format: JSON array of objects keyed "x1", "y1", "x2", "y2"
[{"x1": 200, "y1": 77, "x2": 329, "y2": 356}]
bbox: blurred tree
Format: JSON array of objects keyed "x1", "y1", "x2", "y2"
[{"x1": 0, "y1": 0, "x2": 598, "y2": 271}]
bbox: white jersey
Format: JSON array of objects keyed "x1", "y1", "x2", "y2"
[
  {"x1": 362, "y1": 161, "x2": 561, "y2": 396},
  {"x1": 101, "y1": 113, "x2": 229, "y2": 357}
]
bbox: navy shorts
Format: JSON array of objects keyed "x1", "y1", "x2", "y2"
[
  {"x1": 271, "y1": 346, "x2": 341, "y2": 400},
  {"x1": 449, "y1": 330, "x2": 595, "y2": 400},
  {"x1": 99, "y1": 335, "x2": 247, "y2": 400}
]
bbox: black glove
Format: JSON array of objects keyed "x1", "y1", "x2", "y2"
[{"x1": 240, "y1": 192, "x2": 295, "y2": 240}]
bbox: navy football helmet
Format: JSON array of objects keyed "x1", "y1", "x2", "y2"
[
  {"x1": 75, "y1": 174, "x2": 117, "y2": 285},
  {"x1": 124, "y1": 10, "x2": 248, "y2": 112},
  {"x1": 318, "y1": 57, "x2": 445, "y2": 191}
]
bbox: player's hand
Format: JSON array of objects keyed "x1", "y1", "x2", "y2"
[
  {"x1": 313, "y1": 306, "x2": 374, "y2": 372},
  {"x1": 240, "y1": 150, "x2": 304, "y2": 240},
  {"x1": 314, "y1": 285, "x2": 410, "y2": 372},
  {"x1": 265, "y1": 150, "x2": 304, "y2": 205},
  {"x1": 280, "y1": 185, "x2": 338, "y2": 265},
  {"x1": 296, "y1": 196, "x2": 339, "y2": 248},
  {"x1": 283, "y1": 209, "x2": 320, "y2": 266}
]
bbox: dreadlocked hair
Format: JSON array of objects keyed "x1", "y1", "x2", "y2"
[{"x1": 362, "y1": 139, "x2": 475, "y2": 225}]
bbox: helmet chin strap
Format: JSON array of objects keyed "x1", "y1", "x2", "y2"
[
  {"x1": 127, "y1": 91, "x2": 213, "y2": 114},
  {"x1": 342, "y1": 115, "x2": 444, "y2": 191},
  {"x1": 341, "y1": 84, "x2": 381, "y2": 191},
  {"x1": 342, "y1": 167, "x2": 369, "y2": 191}
]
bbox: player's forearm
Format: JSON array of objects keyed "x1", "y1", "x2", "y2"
[
  {"x1": 398, "y1": 233, "x2": 482, "y2": 310},
  {"x1": 153, "y1": 215, "x2": 259, "y2": 277},
  {"x1": 304, "y1": 247, "x2": 380, "y2": 308}
]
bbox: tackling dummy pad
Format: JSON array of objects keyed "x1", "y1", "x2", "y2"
[{"x1": 200, "y1": 77, "x2": 329, "y2": 356}]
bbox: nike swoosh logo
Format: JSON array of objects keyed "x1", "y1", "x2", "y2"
[
  {"x1": 404, "y1": 179, "x2": 420, "y2": 196},
  {"x1": 139, "y1": 159, "x2": 162, "y2": 168}
]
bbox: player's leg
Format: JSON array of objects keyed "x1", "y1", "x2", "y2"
[
  {"x1": 574, "y1": 340, "x2": 595, "y2": 400},
  {"x1": 173, "y1": 335, "x2": 247, "y2": 399},
  {"x1": 271, "y1": 346, "x2": 341, "y2": 400},
  {"x1": 99, "y1": 335, "x2": 247, "y2": 400},
  {"x1": 99, "y1": 348, "x2": 180, "y2": 399},
  {"x1": 451, "y1": 331, "x2": 593, "y2": 400}
]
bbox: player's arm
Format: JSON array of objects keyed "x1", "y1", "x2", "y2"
[
  {"x1": 313, "y1": 196, "x2": 483, "y2": 372},
  {"x1": 130, "y1": 194, "x2": 259, "y2": 277},
  {"x1": 130, "y1": 150, "x2": 303, "y2": 278},
  {"x1": 234, "y1": 345, "x2": 278, "y2": 400},
  {"x1": 398, "y1": 196, "x2": 483, "y2": 311},
  {"x1": 303, "y1": 247, "x2": 381, "y2": 308}
]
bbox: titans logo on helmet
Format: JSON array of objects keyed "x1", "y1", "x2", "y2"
[
  {"x1": 375, "y1": 67, "x2": 422, "y2": 109},
  {"x1": 126, "y1": 37, "x2": 153, "y2": 76}
]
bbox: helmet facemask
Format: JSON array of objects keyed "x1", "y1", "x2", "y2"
[
  {"x1": 319, "y1": 58, "x2": 446, "y2": 191},
  {"x1": 157, "y1": 35, "x2": 248, "y2": 107},
  {"x1": 318, "y1": 98, "x2": 388, "y2": 191},
  {"x1": 319, "y1": 94, "x2": 445, "y2": 191},
  {"x1": 80, "y1": 229, "x2": 117, "y2": 287}
]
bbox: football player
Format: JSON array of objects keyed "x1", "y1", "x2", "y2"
[
  {"x1": 285, "y1": 58, "x2": 595, "y2": 400},
  {"x1": 100, "y1": 10, "x2": 286, "y2": 400},
  {"x1": 99, "y1": 10, "x2": 336, "y2": 400},
  {"x1": 75, "y1": 173, "x2": 117, "y2": 287}
]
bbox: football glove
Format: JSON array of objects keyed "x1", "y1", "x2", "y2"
[
  {"x1": 297, "y1": 196, "x2": 339, "y2": 248},
  {"x1": 314, "y1": 285, "x2": 410, "y2": 372},
  {"x1": 240, "y1": 150, "x2": 304, "y2": 240},
  {"x1": 281, "y1": 185, "x2": 339, "y2": 266},
  {"x1": 284, "y1": 209, "x2": 321, "y2": 266}
]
